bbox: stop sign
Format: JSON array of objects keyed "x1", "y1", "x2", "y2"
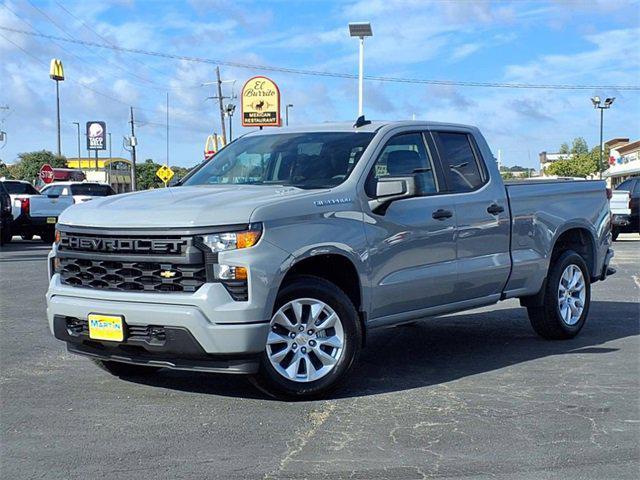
[{"x1": 40, "y1": 164, "x2": 54, "y2": 184}]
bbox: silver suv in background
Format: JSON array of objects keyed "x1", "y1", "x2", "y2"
[{"x1": 46, "y1": 121, "x2": 614, "y2": 399}]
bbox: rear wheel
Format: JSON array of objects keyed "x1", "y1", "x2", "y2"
[
  {"x1": 527, "y1": 250, "x2": 591, "y2": 340},
  {"x1": 250, "y1": 275, "x2": 362, "y2": 400},
  {"x1": 0, "y1": 225, "x2": 10, "y2": 246},
  {"x1": 92, "y1": 359, "x2": 161, "y2": 377},
  {"x1": 40, "y1": 230, "x2": 55, "y2": 244},
  {"x1": 611, "y1": 228, "x2": 619, "y2": 241}
]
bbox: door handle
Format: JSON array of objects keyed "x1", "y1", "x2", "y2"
[
  {"x1": 487, "y1": 203, "x2": 505, "y2": 215},
  {"x1": 432, "y1": 208, "x2": 453, "y2": 220}
]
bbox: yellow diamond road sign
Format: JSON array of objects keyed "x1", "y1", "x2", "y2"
[{"x1": 156, "y1": 165, "x2": 174, "y2": 184}]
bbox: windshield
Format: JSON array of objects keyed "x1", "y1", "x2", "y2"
[
  {"x1": 70, "y1": 184, "x2": 115, "y2": 196},
  {"x1": 183, "y1": 132, "x2": 375, "y2": 189},
  {"x1": 2, "y1": 181, "x2": 39, "y2": 195}
]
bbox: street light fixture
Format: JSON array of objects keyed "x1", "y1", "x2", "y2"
[
  {"x1": 591, "y1": 96, "x2": 615, "y2": 179},
  {"x1": 348, "y1": 22, "x2": 372, "y2": 117},
  {"x1": 225, "y1": 103, "x2": 236, "y2": 141},
  {"x1": 285, "y1": 104, "x2": 293, "y2": 126}
]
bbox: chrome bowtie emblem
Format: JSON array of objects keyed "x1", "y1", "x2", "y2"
[{"x1": 160, "y1": 270, "x2": 176, "y2": 278}]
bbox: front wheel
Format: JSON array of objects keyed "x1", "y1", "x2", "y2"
[
  {"x1": 250, "y1": 275, "x2": 362, "y2": 400},
  {"x1": 527, "y1": 250, "x2": 591, "y2": 340}
]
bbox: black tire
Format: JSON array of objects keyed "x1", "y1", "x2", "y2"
[
  {"x1": 92, "y1": 359, "x2": 162, "y2": 377},
  {"x1": 40, "y1": 230, "x2": 55, "y2": 244},
  {"x1": 250, "y1": 275, "x2": 362, "y2": 400},
  {"x1": 21, "y1": 233, "x2": 34, "y2": 241},
  {"x1": 0, "y1": 226, "x2": 10, "y2": 246},
  {"x1": 527, "y1": 250, "x2": 591, "y2": 340},
  {"x1": 611, "y1": 229, "x2": 619, "y2": 241}
]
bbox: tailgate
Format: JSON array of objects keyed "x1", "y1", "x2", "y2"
[
  {"x1": 29, "y1": 195, "x2": 74, "y2": 217},
  {"x1": 610, "y1": 190, "x2": 631, "y2": 215}
]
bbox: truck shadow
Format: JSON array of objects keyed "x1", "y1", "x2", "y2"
[{"x1": 128, "y1": 300, "x2": 639, "y2": 400}]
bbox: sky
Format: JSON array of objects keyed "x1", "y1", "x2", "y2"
[{"x1": 1, "y1": 0, "x2": 639, "y2": 170}]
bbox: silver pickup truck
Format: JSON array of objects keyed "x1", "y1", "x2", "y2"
[{"x1": 46, "y1": 121, "x2": 614, "y2": 399}]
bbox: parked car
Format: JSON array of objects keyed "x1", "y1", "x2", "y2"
[
  {"x1": 0, "y1": 179, "x2": 40, "y2": 220},
  {"x1": 0, "y1": 182, "x2": 13, "y2": 245},
  {"x1": 10, "y1": 184, "x2": 74, "y2": 243},
  {"x1": 40, "y1": 182, "x2": 116, "y2": 204},
  {"x1": 46, "y1": 120, "x2": 614, "y2": 399},
  {"x1": 610, "y1": 176, "x2": 639, "y2": 240}
]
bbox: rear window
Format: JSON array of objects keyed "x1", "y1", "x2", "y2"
[
  {"x1": 70, "y1": 184, "x2": 115, "y2": 196},
  {"x1": 2, "y1": 181, "x2": 39, "y2": 195},
  {"x1": 434, "y1": 132, "x2": 485, "y2": 192}
]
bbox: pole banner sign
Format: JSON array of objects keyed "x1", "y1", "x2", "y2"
[
  {"x1": 241, "y1": 76, "x2": 281, "y2": 127},
  {"x1": 86, "y1": 121, "x2": 107, "y2": 150}
]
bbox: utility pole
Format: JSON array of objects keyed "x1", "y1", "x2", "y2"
[
  {"x1": 129, "y1": 106, "x2": 137, "y2": 191},
  {"x1": 216, "y1": 67, "x2": 227, "y2": 145},
  {"x1": 72, "y1": 122, "x2": 81, "y2": 160},
  {"x1": 166, "y1": 92, "x2": 170, "y2": 166}
]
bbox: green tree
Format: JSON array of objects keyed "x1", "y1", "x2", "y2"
[
  {"x1": 0, "y1": 161, "x2": 14, "y2": 179},
  {"x1": 12, "y1": 150, "x2": 66, "y2": 182},
  {"x1": 547, "y1": 150, "x2": 599, "y2": 178},
  {"x1": 571, "y1": 137, "x2": 589, "y2": 156},
  {"x1": 136, "y1": 159, "x2": 164, "y2": 190},
  {"x1": 559, "y1": 142, "x2": 570, "y2": 155}
]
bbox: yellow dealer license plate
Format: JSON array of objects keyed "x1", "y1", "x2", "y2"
[
  {"x1": 47, "y1": 217, "x2": 57, "y2": 224},
  {"x1": 87, "y1": 314, "x2": 125, "y2": 342}
]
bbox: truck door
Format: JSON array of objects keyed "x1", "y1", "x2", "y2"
[
  {"x1": 431, "y1": 130, "x2": 511, "y2": 302},
  {"x1": 364, "y1": 131, "x2": 458, "y2": 320}
]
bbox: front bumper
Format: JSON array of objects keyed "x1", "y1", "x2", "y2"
[
  {"x1": 46, "y1": 237, "x2": 292, "y2": 365},
  {"x1": 53, "y1": 315, "x2": 259, "y2": 373}
]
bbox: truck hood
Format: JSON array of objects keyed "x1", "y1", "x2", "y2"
[{"x1": 58, "y1": 185, "x2": 321, "y2": 228}]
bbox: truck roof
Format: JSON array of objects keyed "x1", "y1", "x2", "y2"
[{"x1": 246, "y1": 120, "x2": 477, "y2": 135}]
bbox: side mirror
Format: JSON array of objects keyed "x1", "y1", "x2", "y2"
[
  {"x1": 168, "y1": 176, "x2": 182, "y2": 187},
  {"x1": 369, "y1": 175, "x2": 417, "y2": 211}
]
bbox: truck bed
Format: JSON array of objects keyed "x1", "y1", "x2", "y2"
[{"x1": 503, "y1": 179, "x2": 609, "y2": 298}]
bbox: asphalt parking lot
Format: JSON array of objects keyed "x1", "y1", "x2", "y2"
[{"x1": 1, "y1": 235, "x2": 638, "y2": 479}]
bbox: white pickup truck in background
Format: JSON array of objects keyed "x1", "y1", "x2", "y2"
[{"x1": 0, "y1": 179, "x2": 74, "y2": 243}]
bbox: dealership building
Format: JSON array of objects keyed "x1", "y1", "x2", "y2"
[{"x1": 603, "y1": 138, "x2": 640, "y2": 188}]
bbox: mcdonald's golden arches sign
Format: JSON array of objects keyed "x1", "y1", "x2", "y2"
[
  {"x1": 49, "y1": 59, "x2": 65, "y2": 81},
  {"x1": 241, "y1": 76, "x2": 281, "y2": 127}
]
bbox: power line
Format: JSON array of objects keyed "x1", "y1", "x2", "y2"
[
  {"x1": 1, "y1": 25, "x2": 638, "y2": 91},
  {"x1": 0, "y1": 30, "x2": 155, "y2": 112}
]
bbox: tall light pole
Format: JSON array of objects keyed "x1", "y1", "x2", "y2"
[
  {"x1": 348, "y1": 22, "x2": 372, "y2": 118},
  {"x1": 285, "y1": 104, "x2": 293, "y2": 126},
  {"x1": 225, "y1": 103, "x2": 236, "y2": 141},
  {"x1": 72, "y1": 122, "x2": 81, "y2": 161},
  {"x1": 591, "y1": 96, "x2": 615, "y2": 179},
  {"x1": 49, "y1": 59, "x2": 65, "y2": 157}
]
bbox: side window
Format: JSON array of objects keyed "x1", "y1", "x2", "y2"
[
  {"x1": 366, "y1": 133, "x2": 437, "y2": 197},
  {"x1": 44, "y1": 185, "x2": 63, "y2": 196},
  {"x1": 616, "y1": 179, "x2": 634, "y2": 191},
  {"x1": 435, "y1": 132, "x2": 485, "y2": 192},
  {"x1": 633, "y1": 180, "x2": 640, "y2": 195}
]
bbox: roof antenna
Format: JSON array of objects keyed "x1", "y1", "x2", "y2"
[{"x1": 353, "y1": 115, "x2": 371, "y2": 128}]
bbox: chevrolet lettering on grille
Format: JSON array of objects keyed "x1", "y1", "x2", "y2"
[{"x1": 60, "y1": 235, "x2": 186, "y2": 254}]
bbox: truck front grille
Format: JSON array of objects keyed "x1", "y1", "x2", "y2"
[{"x1": 58, "y1": 258, "x2": 206, "y2": 293}]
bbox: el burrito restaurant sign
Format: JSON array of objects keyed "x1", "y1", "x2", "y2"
[{"x1": 241, "y1": 76, "x2": 281, "y2": 127}]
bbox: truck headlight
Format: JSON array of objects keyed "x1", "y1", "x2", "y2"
[{"x1": 198, "y1": 225, "x2": 262, "y2": 252}]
